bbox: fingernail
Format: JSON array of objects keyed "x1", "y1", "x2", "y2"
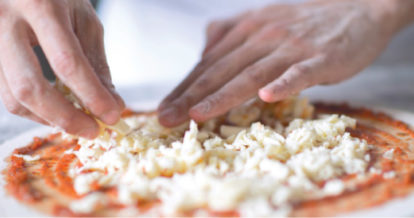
[
  {"x1": 160, "y1": 106, "x2": 177, "y2": 119},
  {"x1": 79, "y1": 126, "x2": 99, "y2": 139},
  {"x1": 101, "y1": 109, "x2": 120, "y2": 125},
  {"x1": 258, "y1": 88, "x2": 275, "y2": 103},
  {"x1": 159, "y1": 106, "x2": 178, "y2": 124},
  {"x1": 192, "y1": 101, "x2": 211, "y2": 114},
  {"x1": 158, "y1": 102, "x2": 167, "y2": 112},
  {"x1": 158, "y1": 100, "x2": 172, "y2": 112}
]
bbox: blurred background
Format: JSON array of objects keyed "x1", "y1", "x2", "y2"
[
  {"x1": 1, "y1": 0, "x2": 414, "y2": 143},
  {"x1": 97, "y1": 0, "x2": 414, "y2": 108}
]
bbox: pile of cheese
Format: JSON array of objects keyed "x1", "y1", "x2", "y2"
[{"x1": 66, "y1": 98, "x2": 371, "y2": 216}]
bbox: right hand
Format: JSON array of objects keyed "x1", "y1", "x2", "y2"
[
  {"x1": 0, "y1": 0, "x2": 124, "y2": 138},
  {"x1": 158, "y1": 0, "x2": 414, "y2": 127}
]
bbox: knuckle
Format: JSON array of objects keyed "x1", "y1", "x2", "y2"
[
  {"x1": 52, "y1": 51, "x2": 78, "y2": 78},
  {"x1": 0, "y1": 16, "x2": 22, "y2": 37},
  {"x1": 289, "y1": 63, "x2": 314, "y2": 88},
  {"x1": 209, "y1": 60, "x2": 228, "y2": 74},
  {"x1": 267, "y1": 78, "x2": 292, "y2": 99},
  {"x1": 194, "y1": 77, "x2": 210, "y2": 90},
  {"x1": 275, "y1": 78, "x2": 289, "y2": 92},
  {"x1": 58, "y1": 119, "x2": 72, "y2": 132},
  {"x1": 57, "y1": 111, "x2": 77, "y2": 131},
  {"x1": 290, "y1": 64, "x2": 306, "y2": 77},
  {"x1": 192, "y1": 57, "x2": 214, "y2": 74},
  {"x1": 13, "y1": 85, "x2": 34, "y2": 102},
  {"x1": 19, "y1": 0, "x2": 54, "y2": 13},
  {"x1": 28, "y1": 0, "x2": 49, "y2": 5},
  {"x1": 0, "y1": 3, "x2": 6, "y2": 19},
  {"x1": 288, "y1": 64, "x2": 315, "y2": 89},
  {"x1": 206, "y1": 94, "x2": 221, "y2": 106},
  {"x1": 198, "y1": 56, "x2": 213, "y2": 69},
  {"x1": 236, "y1": 18, "x2": 259, "y2": 32},
  {"x1": 207, "y1": 19, "x2": 228, "y2": 32},
  {"x1": 177, "y1": 94, "x2": 195, "y2": 108},
  {"x1": 5, "y1": 101, "x2": 25, "y2": 115},
  {"x1": 257, "y1": 24, "x2": 288, "y2": 41},
  {"x1": 95, "y1": 20, "x2": 104, "y2": 35},
  {"x1": 86, "y1": 15, "x2": 104, "y2": 36},
  {"x1": 13, "y1": 82, "x2": 45, "y2": 103},
  {"x1": 95, "y1": 62, "x2": 110, "y2": 75},
  {"x1": 207, "y1": 20, "x2": 221, "y2": 30},
  {"x1": 244, "y1": 65, "x2": 267, "y2": 84},
  {"x1": 195, "y1": 96, "x2": 218, "y2": 115},
  {"x1": 86, "y1": 54, "x2": 110, "y2": 75}
]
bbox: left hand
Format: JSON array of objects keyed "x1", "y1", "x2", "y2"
[{"x1": 158, "y1": 0, "x2": 413, "y2": 127}]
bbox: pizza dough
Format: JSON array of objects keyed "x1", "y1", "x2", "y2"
[{"x1": 4, "y1": 98, "x2": 414, "y2": 216}]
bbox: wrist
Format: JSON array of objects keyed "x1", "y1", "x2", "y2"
[{"x1": 367, "y1": 0, "x2": 414, "y2": 35}]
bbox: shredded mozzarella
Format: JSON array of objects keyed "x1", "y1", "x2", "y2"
[
  {"x1": 69, "y1": 192, "x2": 107, "y2": 213},
  {"x1": 67, "y1": 98, "x2": 372, "y2": 216},
  {"x1": 383, "y1": 148, "x2": 395, "y2": 160},
  {"x1": 13, "y1": 154, "x2": 40, "y2": 162},
  {"x1": 383, "y1": 171, "x2": 396, "y2": 179}
]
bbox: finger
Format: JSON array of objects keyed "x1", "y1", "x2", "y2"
[
  {"x1": 158, "y1": 41, "x2": 274, "y2": 127},
  {"x1": 259, "y1": 55, "x2": 326, "y2": 102},
  {"x1": 189, "y1": 48, "x2": 304, "y2": 123},
  {"x1": 73, "y1": 8, "x2": 125, "y2": 110},
  {"x1": 22, "y1": 1, "x2": 121, "y2": 125},
  {"x1": 158, "y1": 17, "x2": 262, "y2": 111},
  {"x1": 160, "y1": 25, "x2": 292, "y2": 126},
  {"x1": 203, "y1": 20, "x2": 234, "y2": 56},
  {"x1": 157, "y1": 58, "x2": 211, "y2": 112},
  {"x1": 0, "y1": 23, "x2": 99, "y2": 138},
  {"x1": 202, "y1": 13, "x2": 247, "y2": 56},
  {"x1": 0, "y1": 66, "x2": 49, "y2": 125},
  {"x1": 205, "y1": 17, "x2": 263, "y2": 59}
]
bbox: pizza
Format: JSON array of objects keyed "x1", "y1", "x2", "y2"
[{"x1": 3, "y1": 97, "x2": 414, "y2": 216}]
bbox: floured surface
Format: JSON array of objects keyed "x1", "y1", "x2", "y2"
[{"x1": 2, "y1": 99, "x2": 414, "y2": 217}]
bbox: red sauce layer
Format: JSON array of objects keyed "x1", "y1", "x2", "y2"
[{"x1": 3, "y1": 105, "x2": 414, "y2": 216}]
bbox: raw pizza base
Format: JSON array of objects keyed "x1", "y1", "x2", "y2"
[{"x1": 1, "y1": 103, "x2": 414, "y2": 216}]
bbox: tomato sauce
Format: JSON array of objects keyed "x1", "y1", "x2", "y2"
[{"x1": 4, "y1": 104, "x2": 414, "y2": 216}]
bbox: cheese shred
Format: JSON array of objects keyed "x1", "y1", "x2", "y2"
[{"x1": 67, "y1": 98, "x2": 371, "y2": 216}]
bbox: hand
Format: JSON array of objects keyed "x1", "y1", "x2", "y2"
[
  {"x1": 158, "y1": 0, "x2": 414, "y2": 127},
  {"x1": 0, "y1": 0, "x2": 124, "y2": 138}
]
